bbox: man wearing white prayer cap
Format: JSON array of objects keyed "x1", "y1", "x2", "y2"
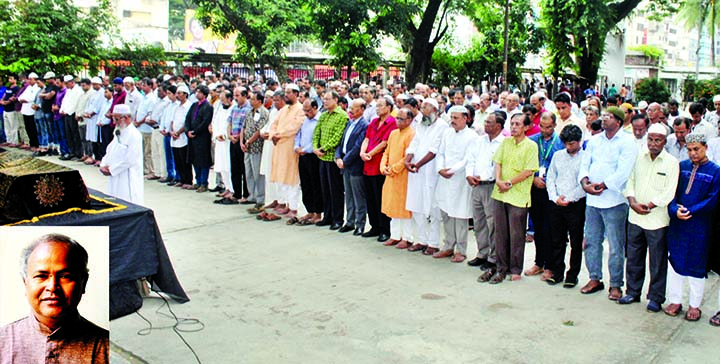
[
  {"x1": 59, "y1": 75, "x2": 83, "y2": 159},
  {"x1": 619, "y1": 121, "x2": 678, "y2": 312},
  {"x1": 403, "y1": 96, "x2": 448, "y2": 253},
  {"x1": 17, "y1": 72, "x2": 42, "y2": 148},
  {"x1": 99, "y1": 103, "x2": 144, "y2": 204},
  {"x1": 432, "y1": 105, "x2": 479, "y2": 262}
]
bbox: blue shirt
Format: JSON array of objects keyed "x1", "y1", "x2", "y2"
[
  {"x1": 529, "y1": 132, "x2": 564, "y2": 177},
  {"x1": 294, "y1": 115, "x2": 319, "y2": 153}
]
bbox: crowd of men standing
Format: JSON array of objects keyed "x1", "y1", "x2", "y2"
[{"x1": 1, "y1": 71, "x2": 719, "y2": 326}]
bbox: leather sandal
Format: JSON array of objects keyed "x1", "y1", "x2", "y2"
[
  {"x1": 709, "y1": 311, "x2": 720, "y2": 326},
  {"x1": 407, "y1": 243, "x2": 427, "y2": 252},
  {"x1": 664, "y1": 303, "x2": 683, "y2": 317},
  {"x1": 685, "y1": 307, "x2": 702, "y2": 322}
]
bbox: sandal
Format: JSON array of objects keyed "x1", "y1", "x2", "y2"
[
  {"x1": 710, "y1": 311, "x2": 720, "y2": 326},
  {"x1": 477, "y1": 267, "x2": 497, "y2": 283},
  {"x1": 286, "y1": 216, "x2": 300, "y2": 225},
  {"x1": 664, "y1": 303, "x2": 683, "y2": 317},
  {"x1": 488, "y1": 272, "x2": 506, "y2": 285},
  {"x1": 297, "y1": 218, "x2": 315, "y2": 226},
  {"x1": 257, "y1": 211, "x2": 268, "y2": 220},
  {"x1": 685, "y1": 307, "x2": 702, "y2": 322},
  {"x1": 263, "y1": 213, "x2": 281, "y2": 221}
]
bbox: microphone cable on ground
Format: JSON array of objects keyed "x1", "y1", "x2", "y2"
[{"x1": 134, "y1": 290, "x2": 204, "y2": 364}]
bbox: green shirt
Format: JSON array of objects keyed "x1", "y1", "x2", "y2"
[
  {"x1": 491, "y1": 137, "x2": 539, "y2": 208},
  {"x1": 313, "y1": 107, "x2": 349, "y2": 162}
]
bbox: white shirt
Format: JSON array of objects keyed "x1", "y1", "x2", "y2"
[
  {"x1": 578, "y1": 131, "x2": 638, "y2": 208},
  {"x1": 136, "y1": 92, "x2": 157, "y2": 133},
  {"x1": 126, "y1": 88, "x2": 144, "y2": 121},
  {"x1": 160, "y1": 98, "x2": 178, "y2": 132},
  {"x1": 466, "y1": 133, "x2": 505, "y2": 181},
  {"x1": 100, "y1": 124, "x2": 144, "y2": 205},
  {"x1": 405, "y1": 119, "x2": 449, "y2": 215},
  {"x1": 59, "y1": 85, "x2": 82, "y2": 115},
  {"x1": 435, "y1": 127, "x2": 479, "y2": 218},
  {"x1": 170, "y1": 100, "x2": 191, "y2": 148},
  {"x1": 18, "y1": 84, "x2": 40, "y2": 116}
]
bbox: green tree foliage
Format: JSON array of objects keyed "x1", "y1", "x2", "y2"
[
  {"x1": 312, "y1": 0, "x2": 390, "y2": 78},
  {"x1": 687, "y1": 77, "x2": 720, "y2": 103},
  {"x1": 634, "y1": 77, "x2": 671, "y2": 104},
  {"x1": 0, "y1": 0, "x2": 109, "y2": 75},
  {"x1": 628, "y1": 45, "x2": 664, "y2": 62},
  {"x1": 539, "y1": 0, "x2": 677, "y2": 88},
  {"x1": 678, "y1": 0, "x2": 720, "y2": 66},
  {"x1": 191, "y1": 0, "x2": 313, "y2": 74},
  {"x1": 105, "y1": 42, "x2": 169, "y2": 79}
]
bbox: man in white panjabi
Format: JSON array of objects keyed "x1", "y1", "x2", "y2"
[
  {"x1": 404, "y1": 98, "x2": 449, "y2": 255},
  {"x1": 211, "y1": 89, "x2": 235, "y2": 203},
  {"x1": 433, "y1": 105, "x2": 479, "y2": 263},
  {"x1": 99, "y1": 104, "x2": 143, "y2": 205}
]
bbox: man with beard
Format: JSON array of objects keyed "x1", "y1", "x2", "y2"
[
  {"x1": 185, "y1": 85, "x2": 214, "y2": 192},
  {"x1": 99, "y1": 104, "x2": 143, "y2": 204},
  {"x1": 404, "y1": 98, "x2": 448, "y2": 254}
]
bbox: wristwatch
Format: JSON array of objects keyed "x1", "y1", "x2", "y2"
[{"x1": 506, "y1": 180, "x2": 513, "y2": 188}]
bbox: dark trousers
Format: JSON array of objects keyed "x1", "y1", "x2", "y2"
[
  {"x1": 364, "y1": 174, "x2": 390, "y2": 235},
  {"x1": 98, "y1": 125, "x2": 114, "y2": 160},
  {"x1": 494, "y1": 200, "x2": 528, "y2": 275},
  {"x1": 626, "y1": 222, "x2": 668, "y2": 303},
  {"x1": 549, "y1": 198, "x2": 585, "y2": 281},
  {"x1": 319, "y1": 160, "x2": 344, "y2": 224},
  {"x1": 64, "y1": 114, "x2": 81, "y2": 156},
  {"x1": 23, "y1": 114, "x2": 39, "y2": 147},
  {"x1": 172, "y1": 146, "x2": 192, "y2": 185},
  {"x1": 298, "y1": 154, "x2": 323, "y2": 214},
  {"x1": 230, "y1": 141, "x2": 249, "y2": 199},
  {"x1": 529, "y1": 186, "x2": 552, "y2": 268}
]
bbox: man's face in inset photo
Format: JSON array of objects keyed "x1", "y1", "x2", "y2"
[{"x1": 24, "y1": 241, "x2": 87, "y2": 328}]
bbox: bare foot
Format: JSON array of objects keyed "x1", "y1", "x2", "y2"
[{"x1": 511, "y1": 274, "x2": 522, "y2": 281}]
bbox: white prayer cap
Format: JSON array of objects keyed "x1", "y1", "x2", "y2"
[
  {"x1": 123, "y1": 76, "x2": 134, "y2": 84},
  {"x1": 113, "y1": 104, "x2": 131, "y2": 115},
  {"x1": 43, "y1": 71, "x2": 55, "y2": 79},
  {"x1": 176, "y1": 84, "x2": 190, "y2": 95},
  {"x1": 208, "y1": 83, "x2": 217, "y2": 91},
  {"x1": 91, "y1": 77, "x2": 102, "y2": 84},
  {"x1": 638, "y1": 100, "x2": 648, "y2": 110},
  {"x1": 204, "y1": 71, "x2": 213, "y2": 77},
  {"x1": 265, "y1": 90, "x2": 274, "y2": 98},
  {"x1": 414, "y1": 95, "x2": 425, "y2": 103},
  {"x1": 163, "y1": 74, "x2": 172, "y2": 81},
  {"x1": 63, "y1": 75, "x2": 74, "y2": 82},
  {"x1": 686, "y1": 132, "x2": 707, "y2": 144},
  {"x1": 714, "y1": 95, "x2": 720, "y2": 103},
  {"x1": 423, "y1": 97, "x2": 439, "y2": 110},
  {"x1": 647, "y1": 123, "x2": 667, "y2": 136},
  {"x1": 286, "y1": 83, "x2": 300, "y2": 91},
  {"x1": 28, "y1": 72, "x2": 38, "y2": 79},
  {"x1": 396, "y1": 93, "x2": 408, "y2": 100},
  {"x1": 448, "y1": 105, "x2": 468, "y2": 114}
]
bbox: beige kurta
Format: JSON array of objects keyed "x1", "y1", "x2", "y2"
[
  {"x1": 269, "y1": 102, "x2": 305, "y2": 185},
  {"x1": 380, "y1": 126, "x2": 415, "y2": 218}
]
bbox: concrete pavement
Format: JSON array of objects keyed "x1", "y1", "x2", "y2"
[{"x1": 39, "y1": 155, "x2": 720, "y2": 364}]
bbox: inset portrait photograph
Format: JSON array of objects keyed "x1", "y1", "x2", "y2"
[{"x1": 0, "y1": 226, "x2": 109, "y2": 364}]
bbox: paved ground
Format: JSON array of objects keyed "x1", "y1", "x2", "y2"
[{"x1": 38, "y1": 155, "x2": 720, "y2": 364}]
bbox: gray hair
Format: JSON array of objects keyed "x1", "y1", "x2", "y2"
[{"x1": 20, "y1": 234, "x2": 89, "y2": 281}]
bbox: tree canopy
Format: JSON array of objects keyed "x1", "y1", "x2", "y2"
[{"x1": 0, "y1": 0, "x2": 110, "y2": 76}]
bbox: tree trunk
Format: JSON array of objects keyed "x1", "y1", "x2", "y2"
[
  {"x1": 405, "y1": 43, "x2": 435, "y2": 85},
  {"x1": 712, "y1": 1, "x2": 716, "y2": 67},
  {"x1": 402, "y1": 0, "x2": 444, "y2": 85}
]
